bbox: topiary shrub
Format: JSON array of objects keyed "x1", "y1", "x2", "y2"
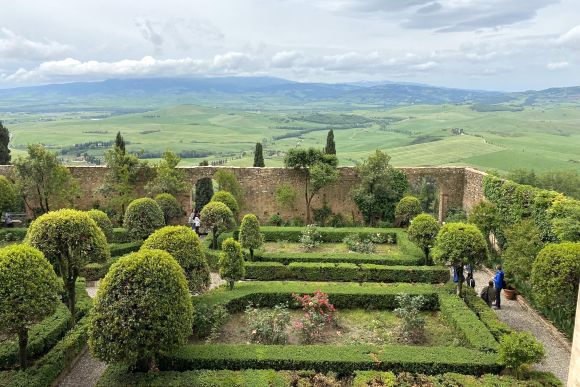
[
  {"x1": 219, "y1": 237, "x2": 244, "y2": 290},
  {"x1": 201, "y1": 201, "x2": 235, "y2": 249},
  {"x1": 530, "y1": 242, "x2": 580, "y2": 320},
  {"x1": 154, "y1": 193, "x2": 182, "y2": 224},
  {"x1": 26, "y1": 209, "x2": 110, "y2": 317},
  {"x1": 239, "y1": 214, "x2": 263, "y2": 261},
  {"x1": 408, "y1": 213, "x2": 440, "y2": 265},
  {"x1": 0, "y1": 175, "x2": 17, "y2": 218},
  {"x1": 141, "y1": 226, "x2": 210, "y2": 292},
  {"x1": 211, "y1": 191, "x2": 239, "y2": 218},
  {"x1": 0, "y1": 244, "x2": 61, "y2": 369},
  {"x1": 498, "y1": 331, "x2": 544, "y2": 379},
  {"x1": 88, "y1": 249, "x2": 193, "y2": 371},
  {"x1": 123, "y1": 198, "x2": 165, "y2": 240},
  {"x1": 467, "y1": 200, "x2": 500, "y2": 247},
  {"x1": 433, "y1": 222, "x2": 488, "y2": 297},
  {"x1": 269, "y1": 214, "x2": 283, "y2": 226},
  {"x1": 87, "y1": 209, "x2": 114, "y2": 241},
  {"x1": 395, "y1": 196, "x2": 422, "y2": 227}
]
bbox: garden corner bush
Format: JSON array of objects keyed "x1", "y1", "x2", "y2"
[
  {"x1": 141, "y1": 226, "x2": 210, "y2": 292},
  {"x1": 123, "y1": 198, "x2": 165, "y2": 240},
  {"x1": 89, "y1": 249, "x2": 193, "y2": 370},
  {"x1": 395, "y1": 196, "x2": 422, "y2": 226},
  {"x1": 87, "y1": 209, "x2": 114, "y2": 241}
]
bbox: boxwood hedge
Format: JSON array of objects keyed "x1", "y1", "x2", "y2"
[
  {"x1": 253, "y1": 252, "x2": 423, "y2": 266},
  {"x1": 244, "y1": 262, "x2": 450, "y2": 283},
  {"x1": 0, "y1": 228, "x2": 27, "y2": 242},
  {"x1": 236, "y1": 227, "x2": 398, "y2": 244},
  {"x1": 80, "y1": 242, "x2": 143, "y2": 281}
]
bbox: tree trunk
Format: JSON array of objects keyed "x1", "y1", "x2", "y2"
[
  {"x1": 228, "y1": 280, "x2": 234, "y2": 290},
  {"x1": 423, "y1": 247, "x2": 431, "y2": 265},
  {"x1": 66, "y1": 276, "x2": 76, "y2": 322},
  {"x1": 249, "y1": 248, "x2": 254, "y2": 261},
  {"x1": 212, "y1": 227, "x2": 219, "y2": 250},
  {"x1": 18, "y1": 328, "x2": 28, "y2": 370},
  {"x1": 456, "y1": 265, "x2": 464, "y2": 297},
  {"x1": 134, "y1": 356, "x2": 152, "y2": 372},
  {"x1": 304, "y1": 175, "x2": 311, "y2": 224}
]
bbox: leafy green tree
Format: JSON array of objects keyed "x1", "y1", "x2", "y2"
[
  {"x1": 141, "y1": 226, "x2": 210, "y2": 292},
  {"x1": 239, "y1": 214, "x2": 263, "y2": 261},
  {"x1": 214, "y1": 170, "x2": 244, "y2": 208},
  {"x1": 145, "y1": 151, "x2": 188, "y2": 196},
  {"x1": 410, "y1": 176, "x2": 437, "y2": 213},
  {"x1": 89, "y1": 249, "x2": 193, "y2": 371},
  {"x1": 13, "y1": 144, "x2": 79, "y2": 216},
  {"x1": 0, "y1": 244, "x2": 61, "y2": 369},
  {"x1": 211, "y1": 191, "x2": 239, "y2": 218},
  {"x1": 253, "y1": 142, "x2": 265, "y2": 167},
  {"x1": 433, "y1": 222, "x2": 488, "y2": 296},
  {"x1": 352, "y1": 150, "x2": 407, "y2": 225},
  {"x1": 467, "y1": 200, "x2": 500, "y2": 249},
  {"x1": 548, "y1": 197, "x2": 579, "y2": 242},
  {"x1": 538, "y1": 170, "x2": 579, "y2": 199},
  {"x1": 407, "y1": 213, "x2": 440, "y2": 265},
  {"x1": 0, "y1": 121, "x2": 10, "y2": 164},
  {"x1": 284, "y1": 148, "x2": 338, "y2": 223},
  {"x1": 324, "y1": 129, "x2": 336, "y2": 155},
  {"x1": 275, "y1": 183, "x2": 297, "y2": 211},
  {"x1": 194, "y1": 177, "x2": 214, "y2": 212},
  {"x1": 0, "y1": 176, "x2": 17, "y2": 218},
  {"x1": 201, "y1": 201, "x2": 235, "y2": 249},
  {"x1": 219, "y1": 237, "x2": 245, "y2": 290},
  {"x1": 155, "y1": 193, "x2": 183, "y2": 224},
  {"x1": 123, "y1": 198, "x2": 165, "y2": 240},
  {"x1": 26, "y1": 209, "x2": 110, "y2": 317},
  {"x1": 395, "y1": 196, "x2": 422, "y2": 227},
  {"x1": 506, "y1": 168, "x2": 537, "y2": 187},
  {"x1": 498, "y1": 332, "x2": 544, "y2": 379},
  {"x1": 531, "y1": 242, "x2": 580, "y2": 319},
  {"x1": 502, "y1": 220, "x2": 544, "y2": 283},
  {"x1": 87, "y1": 209, "x2": 114, "y2": 241}
]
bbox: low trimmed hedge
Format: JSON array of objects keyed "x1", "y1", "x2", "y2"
[
  {"x1": 111, "y1": 228, "x2": 133, "y2": 243},
  {"x1": 253, "y1": 252, "x2": 423, "y2": 266},
  {"x1": 0, "y1": 228, "x2": 27, "y2": 242},
  {"x1": 236, "y1": 227, "x2": 398, "y2": 244},
  {"x1": 81, "y1": 242, "x2": 143, "y2": 280},
  {"x1": 244, "y1": 262, "x2": 449, "y2": 283},
  {"x1": 439, "y1": 294, "x2": 498, "y2": 353},
  {"x1": 0, "y1": 279, "x2": 91, "y2": 371},
  {"x1": 158, "y1": 344, "x2": 499, "y2": 376},
  {"x1": 110, "y1": 241, "x2": 143, "y2": 257},
  {"x1": 462, "y1": 287, "x2": 513, "y2": 341}
]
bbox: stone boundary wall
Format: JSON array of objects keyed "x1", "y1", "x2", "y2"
[{"x1": 0, "y1": 165, "x2": 487, "y2": 223}]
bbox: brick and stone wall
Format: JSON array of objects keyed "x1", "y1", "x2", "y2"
[{"x1": 0, "y1": 165, "x2": 487, "y2": 223}]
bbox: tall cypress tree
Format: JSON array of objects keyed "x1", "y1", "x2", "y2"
[
  {"x1": 194, "y1": 177, "x2": 214, "y2": 212},
  {"x1": 0, "y1": 121, "x2": 11, "y2": 164},
  {"x1": 253, "y1": 142, "x2": 265, "y2": 167},
  {"x1": 324, "y1": 129, "x2": 336, "y2": 155},
  {"x1": 115, "y1": 131, "x2": 126, "y2": 155}
]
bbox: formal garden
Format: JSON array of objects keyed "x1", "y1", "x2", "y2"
[{"x1": 0, "y1": 137, "x2": 578, "y2": 386}]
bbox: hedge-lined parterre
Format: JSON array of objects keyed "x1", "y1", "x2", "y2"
[
  {"x1": 252, "y1": 252, "x2": 423, "y2": 266},
  {"x1": 235, "y1": 226, "x2": 398, "y2": 244}
]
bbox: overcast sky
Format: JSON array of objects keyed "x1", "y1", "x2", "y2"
[{"x1": 1, "y1": 0, "x2": 579, "y2": 91}]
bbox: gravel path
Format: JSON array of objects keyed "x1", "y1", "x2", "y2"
[{"x1": 472, "y1": 270, "x2": 571, "y2": 385}]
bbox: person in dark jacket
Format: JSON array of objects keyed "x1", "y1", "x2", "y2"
[
  {"x1": 493, "y1": 264, "x2": 505, "y2": 309},
  {"x1": 480, "y1": 280, "x2": 496, "y2": 307}
]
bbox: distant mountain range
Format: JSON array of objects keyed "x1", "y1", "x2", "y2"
[{"x1": 0, "y1": 76, "x2": 579, "y2": 113}]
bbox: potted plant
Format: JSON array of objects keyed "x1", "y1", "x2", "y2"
[{"x1": 503, "y1": 275, "x2": 517, "y2": 300}]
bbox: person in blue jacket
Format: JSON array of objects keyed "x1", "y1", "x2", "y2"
[{"x1": 493, "y1": 264, "x2": 505, "y2": 309}]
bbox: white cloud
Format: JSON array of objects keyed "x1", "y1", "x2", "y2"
[
  {"x1": 547, "y1": 61, "x2": 569, "y2": 70},
  {"x1": 0, "y1": 28, "x2": 72, "y2": 62},
  {"x1": 557, "y1": 24, "x2": 580, "y2": 47}
]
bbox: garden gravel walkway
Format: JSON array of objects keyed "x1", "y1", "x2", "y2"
[{"x1": 472, "y1": 270, "x2": 571, "y2": 385}]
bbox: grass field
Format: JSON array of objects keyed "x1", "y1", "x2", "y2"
[{"x1": 2, "y1": 102, "x2": 579, "y2": 173}]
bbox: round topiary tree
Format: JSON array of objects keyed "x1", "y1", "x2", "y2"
[
  {"x1": 530, "y1": 242, "x2": 580, "y2": 320},
  {"x1": 239, "y1": 214, "x2": 263, "y2": 261},
  {"x1": 432, "y1": 222, "x2": 488, "y2": 296},
  {"x1": 141, "y1": 226, "x2": 210, "y2": 292},
  {"x1": 211, "y1": 190, "x2": 239, "y2": 218},
  {"x1": 219, "y1": 237, "x2": 244, "y2": 290},
  {"x1": 87, "y1": 209, "x2": 114, "y2": 241},
  {"x1": 0, "y1": 175, "x2": 16, "y2": 219},
  {"x1": 498, "y1": 331, "x2": 544, "y2": 379},
  {"x1": 123, "y1": 198, "x2": 165, "y2": 240},
  {"x1": 26, "y1": 209, "x2": 110, "y2": 317},
  {"x1": 395, "y1": 196, "x2": 422, "y2": 227},
  {"x1": 88, "y1": 249, "x2": 193, "y2": 371},
  {"x1": 200, "y1": 201, "x2": 235, "y2": 249},
  {"x1": 154, "y1": 193, "x2": 182, "y2": 224},
  {"x1": 407, "y1": 213, "x2": 440, "y2": 265},
  {"x1": 0, "y1": 244, "x2": 61, "y2": 369}
]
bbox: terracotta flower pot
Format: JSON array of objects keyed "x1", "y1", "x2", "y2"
[{"x1": 503, "y1": 288, "x2": 517, "y2": 300}]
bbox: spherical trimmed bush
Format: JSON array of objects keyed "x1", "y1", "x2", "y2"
[
  {"x1": 395, "y1": 196, "x2": 422, "y2": 226},
  {"x1": 88, "y1": 249, "x2": 193, "y2": 370},
  {"x1": 123, "y1": 198, "x2": 165, "y2": 240},
  {"x1": 239, "y1": 213, "x2": 263, "y2": 261},
  {"x1": 408, "y1": 213, "x2": 439, "y2": 264},
  {"x1": 531, "y1": 242, "x2": 580, "y2": 318},
  {"x1": 154, "y1": 193, "x2": 182, "y2": 224},
  {"x1": 211, "y1": 190, "x2": 239, "y2": 216},
  {"x1": 0, "y1": 175, "x2": 16, "y2": 214},
  {"x1": 0, "y1": 244, "x2": 61, "y2": 368},
  {"x1": 219, "y1": 237, "x2": 244, "y2": 290},
  {"x1": 26, "y1": 209, "x2": 110, "y2": 315},
  {"x1": 87, "y1": 209, "x2": 113, "y2": 241},
  {"x1": 141, "y1": 226, "x2": 210, "y2": 292},
  {"x1": 201, "y1": 201, "x2": 235, "y2": 249}
]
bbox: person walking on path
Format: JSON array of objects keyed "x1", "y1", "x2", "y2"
[
  {"x1": 193, "y1": 213, "x2": 201, "y2": 236},
  {"x1": 480, "y1": 280, "x2": 496, "y2": 307},
  {"x1": 493, "y1": 264, "x2": 505, "y2": 309}
]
